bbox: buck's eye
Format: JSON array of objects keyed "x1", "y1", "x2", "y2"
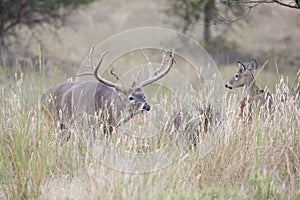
[
  {"x1": 129, "y1": 96, "x2": 134, "y2": 101},
  {"x1": 235, "y1": 74, "x2": 239, "y2": 80}
]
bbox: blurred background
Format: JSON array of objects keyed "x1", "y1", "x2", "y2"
[{"x1": 1, "y1": 0, "x2": 299, "y2": 89}]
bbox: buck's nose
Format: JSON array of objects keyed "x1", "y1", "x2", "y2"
[
  {"x1": 142, "y1": 103, "x2": 151, "y2": 111},
  {"x1": 225, "y1": 83, "x2": 232, "y2": 89}
]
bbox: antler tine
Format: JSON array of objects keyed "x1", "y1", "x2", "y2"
[
  {"x1": 77, "y1": 46, "x2": 96, "y2": 76},
  {"x1": 82, "y1": 46, "x2": 95, "y2": 64},
  {"x1": 135, "y1": 70, "x2": 142, "y2": 84},
  {"x1": 93, "y1": 51, "x2": 126, "y2": 92},
  {"x1": 141, "y1": 50, "x2": 154, "y2": 77},
  {"x1": 77, "y1": 48, "x2": 126, "y2": 92},
  {"x1": 77, "y1": 46, "x2": 96, "y2": 71},
  {"x1": 110, "y1": 67, "x2": 119, "y2": 80},
  {"x1": 137, "y1": 49, "x2": 175, "y2": 88},
  {"x1": 89, "y1": 45, "x2": 96, "y2": 67},
  {"x1": 153, "y1": 48, "x2": 171, "y2": 76}
]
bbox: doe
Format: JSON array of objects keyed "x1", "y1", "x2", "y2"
[{"x1": 225, "y1": 59, "x2": 272, "y2": 120}]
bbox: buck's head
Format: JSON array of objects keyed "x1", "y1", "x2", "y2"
[
  {"x1": 122, "y1": 83, "x2": 150, "y2": 115},
  {"x1": 78, "y1": 47, "x2": 175, "y2": 121},
  {"x1": 225, "y1": 59, "x2": 258, "y2": 89}
]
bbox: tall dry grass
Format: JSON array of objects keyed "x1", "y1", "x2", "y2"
[{"x1": 0, "y1": 61, "x2": 299, "y2": 199}]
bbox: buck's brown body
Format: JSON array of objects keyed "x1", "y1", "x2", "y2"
[
  {"x1": 43, "y1": 81, "x2": 149, "y2": 127},
  {"x1": 42, "y1": 47, "x2": 175, "y2": 131}
]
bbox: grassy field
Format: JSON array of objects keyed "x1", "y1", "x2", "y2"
[
  {"x1": 0, "y1": 57, "x2": 299, "y2": 199},
  {"x1": 1, "y1": 1, "x2": 300, "y2": 199}
]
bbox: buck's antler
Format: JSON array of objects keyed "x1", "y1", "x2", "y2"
[
  {"x1": 77, "y1": 46, "x2": 126, "y2": 92},
  {"x1": 138, "y1": 48, "x2": 175, "y2": 88},
  {"x1": 110, "y1": 68, "x2": 120, "y2": 80}
]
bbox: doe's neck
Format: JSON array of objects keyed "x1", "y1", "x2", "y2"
[{"x1": 247, "y1": 81, "x2": 262, "y2": 97}]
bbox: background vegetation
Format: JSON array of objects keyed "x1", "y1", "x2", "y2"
[{"x1": 0, "y1": 0, "x2": 299, "y2": 199}]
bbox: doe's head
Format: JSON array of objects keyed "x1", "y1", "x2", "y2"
[{"x1": 225, "y1": 59, "x2": 258, "y2": 90}]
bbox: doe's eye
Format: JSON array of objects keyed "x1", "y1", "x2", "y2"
[
  {"x1": 234, "y1": 74, "x2": 239, "y2": 80},
  {"x1": 129, "y1": 96, "x2": 134, "y2": 101}
]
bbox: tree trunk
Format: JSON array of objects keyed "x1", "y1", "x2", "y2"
[{"x1": 203, "y1": 0, "x2": 215, "y2": 43}]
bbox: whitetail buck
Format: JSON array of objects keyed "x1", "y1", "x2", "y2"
[
  {"x1": 42, "y1": 47, "x2": 175, "y2": 133},
  {"x1": 225, "y1": 59, "x2": 272, "y2": 120}
]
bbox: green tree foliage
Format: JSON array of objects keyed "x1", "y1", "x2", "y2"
[
  {"x1": 0, "y1": 0, "x2": 96, "y2": 47},
  {"x1": 0, "y1": 0, "x2": 97, "y2": 66}
]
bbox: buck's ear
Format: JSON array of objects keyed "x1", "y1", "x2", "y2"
[
  {"x1": 248, "y1": 59, "x2": 258, "y2": 71},
  {"x1": 131, "y1": 81, "x2": 137, "y2": 88},
  {"x1": 237, "y1": 61, "x2": 246, "y2": 71}
]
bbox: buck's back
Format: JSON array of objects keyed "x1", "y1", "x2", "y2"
[{"x1": 42, "y1": 81, "x2": 117, "y2": 124}]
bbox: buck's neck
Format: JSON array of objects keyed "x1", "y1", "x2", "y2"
[
  {"x1": 247, "y1": 81, "x2": 262, "y2": 97},
  {"x1": 115, "y1": 109, "x2": 134, "y2": 127}
]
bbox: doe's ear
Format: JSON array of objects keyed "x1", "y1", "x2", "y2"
[
  {"x1": 248, "y1": 59, "x2": 258, "y2": 71},
  {"x1": 237, "y1": 61, "x2": 246, "y2": 71}
]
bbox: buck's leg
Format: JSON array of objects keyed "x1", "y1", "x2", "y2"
[{"x1": 54, "y1": 121, "x2": 72, "y2": 142}]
